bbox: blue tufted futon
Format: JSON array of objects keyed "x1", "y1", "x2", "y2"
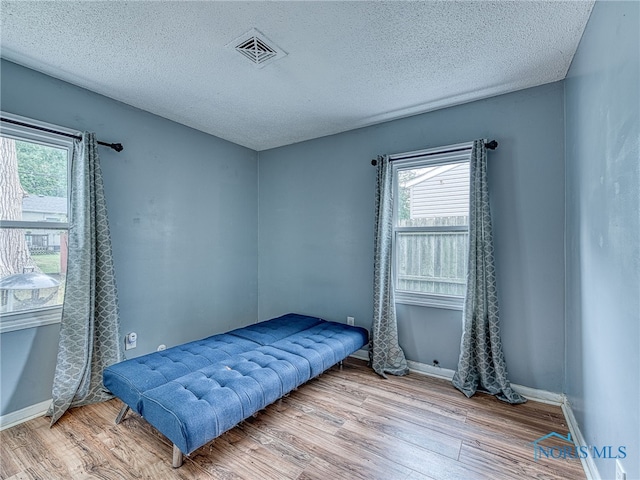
[{"x1": 103, "y1": 313, "x2": 368, "y2": 467}]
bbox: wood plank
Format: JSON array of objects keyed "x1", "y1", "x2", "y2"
[
  {"x1": 189, "y1": 438, "x2": 301, "y2": 480},
  {"x1": 407, "y1": 470, "x2": 437, "y2": 480},
  {"x1": 0, "y1": 423, "x2": 32, "y2": 450},
  {"x1": 0, "y1": 439, "x2": 22, "y2": 479},
  {"x1": 189, "y1": 422, "x2": 307, "y2": 479},
  {"x1": 277, "y1": 394, "x2": 346, "y2": 434},
  {"x1": 459, "y1": 439, "x2": 586, "y2": 480},
  {"x1": 362, "y1": 394, "x2": 559, "y2": 449},
  {"x1": 243, "y1": 408, "x2": 413, "y2": 479},
  {"x1": 336, "y1": 420, "x2": 489, "y2": 480},
  {"x1": 297, "y1": 456, "x2": 406, "y2": 480},
  {"x1": 4, "y1": 472, "x2": 35, "y2": 480},
  {"x1": 290, "y1": 387, "x2": 462, "y2": 460},
  {"x1": 332, "y1": 371, "x2": 470, "y2": 422}
]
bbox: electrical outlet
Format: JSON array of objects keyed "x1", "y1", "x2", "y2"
[
  {"x1": 125, "y1": 332, "x2": 137, "y2": 350},
  {"x1": 616, "y1": 459, "x2": 626, "y2": 480},
  {"x1": 346, "y1": 316, "x2": 355, "y2": 326}
]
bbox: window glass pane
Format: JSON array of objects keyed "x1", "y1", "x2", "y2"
[
  {"x1": 0, "y1": 136, "x2": 68, "y2": 222},
  {"x1": 396, "y1": 231, "x2": 468, "y2": 296},
  {"x1": 0, "y1": 228, "x2": 67, "y2": 314},
  {"x1": 397, "y1": 161, "x2": 469, "y2": 228},
  {"x1": 1, "y1": 133, "x2": 69, "y2": 316}
]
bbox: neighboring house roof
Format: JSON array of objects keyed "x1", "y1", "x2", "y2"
[
  {"x1": 22, "y1": 195, "x2": 67, "y2": 215},
  {"x1": 405, "y1": 164, "x2": 458, "y2": 188}
]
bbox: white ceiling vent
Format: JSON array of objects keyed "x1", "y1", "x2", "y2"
[{"x1": 227, "y1": 28, "x2": 287, "y2": 69}]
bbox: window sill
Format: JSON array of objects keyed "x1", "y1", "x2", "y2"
[
  {"x1": 0, "y1": 307, "x2": 62, "y2": 334},
  {"x1": 395, "y1": 292, "x2": 464, "y2": 311}
]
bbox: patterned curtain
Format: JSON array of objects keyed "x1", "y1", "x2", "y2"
[
  {"x1": 370, "y1": 155, "x2": 409, "y2": 377},
  {"x1": 452, "y1": 140, "x2": 525, "y2": 404},
  {"x1": 48, "y1": 133, "x2": 123, "y2": 425}
]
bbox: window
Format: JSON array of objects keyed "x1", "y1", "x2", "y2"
[
  {"x1": 0, "y1": 113, "x2": 73, "y2": 332},
  {"x1": 392, "y1": 142, "x2": 472, "y2": 309}
]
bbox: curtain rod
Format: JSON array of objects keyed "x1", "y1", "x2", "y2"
[
  {"x1": 370, "y1": 140, "x2": 497, "y2": 166},
  {"x1": 0, "y1": 117, "x2": 124, "y2": 152}
]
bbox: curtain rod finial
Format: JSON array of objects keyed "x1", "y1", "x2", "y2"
[
  {"x1": 371, "y1": 158, "x2": 378, "y2": 166},
  {"x1": 485, "y1": 140, "x2": 498, "y2": 150},
  {"x1": 100, "y1": 142, "x2": 124, "y2": 152}
]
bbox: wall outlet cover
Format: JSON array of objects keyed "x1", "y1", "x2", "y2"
[{"x1": 125, "y1": 332, "x2": 137, "y2": 350}]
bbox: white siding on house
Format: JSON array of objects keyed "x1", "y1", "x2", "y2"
[
  {"x1": 408, "y1": 162, "x2": 469, "y2": 219},
  {"x1": 21, "y1": 195, "x2": 67, "y2": 222},
  {"x1": 20, "y1": 196, "x2": 67, "y2": 252}
]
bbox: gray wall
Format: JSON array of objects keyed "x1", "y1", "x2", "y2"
[
  {"x1": 565, "y1": 2, "x2": 640, "y2": 479},
  {"x1": 258, "y1": 81, "x2": 566, "y2": 392},
  {"x1": 0, "y1": 60, "x2": 259, "y2": 416}
]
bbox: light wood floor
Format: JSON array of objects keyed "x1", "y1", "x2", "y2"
[{"x1": 1, "y1": 358, "x2": 585, "y2": 480}]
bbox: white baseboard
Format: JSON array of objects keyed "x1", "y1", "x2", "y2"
[
  {"x1": 562, "y1": 399, "x2": 600, "y2": 480},
  {"x1": 407, "y1": 360, "x2": 564, "y2": 405},
  {"x1": 407, "y1": 359, "x2": 457, "y2": 381},
  {"x1": 351, "y1": 352, "x2": 564, "y2": 406},
  {"x1": 511, "y1": 383, "x2": 564, "y2": 406},
  {"x1": 350, "y1": 349, "x2": 369, "y2": 361},
  {"x1": 0, "y1": 399, "x2": 51, "y2": 431}
]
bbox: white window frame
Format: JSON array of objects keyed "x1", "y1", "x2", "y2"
[
  {"x1": 391, "y1": 141, "x2": 473, "y2": 310},
  {"x1": 0, "y1": 112, "x2": 75, "y2": 333}
]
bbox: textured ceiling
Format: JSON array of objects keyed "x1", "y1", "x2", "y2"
[{"x1": 0, "y1": 1, "x2": 594, "y2": 151}]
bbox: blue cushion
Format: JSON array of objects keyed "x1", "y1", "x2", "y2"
[
  {"x1": 252, "y1": 346, "x2": 312, "y2": 387},
  {"x1": 271, "y1": 321, "x2": 369, "y2": 377},
  {"x1": 103, "y1": 314, "x2": 325, "y2": 412},
  {"x1": 103, "y1": 333, "x2": 260, "y2": 412},
  {"x1": 228, "y1": 313, "x2": 323, "y2": 345},
  {"x1": 140, "y1": 350, "x2": 305, "y2": 454}
]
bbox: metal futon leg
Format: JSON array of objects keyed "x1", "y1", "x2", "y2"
[
  {"x1": 172, "y1": 444, "x2": 184, "y2": 468},
  {"x1": 115, "y1": 404, "x2": 130, "y2": 424}
]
